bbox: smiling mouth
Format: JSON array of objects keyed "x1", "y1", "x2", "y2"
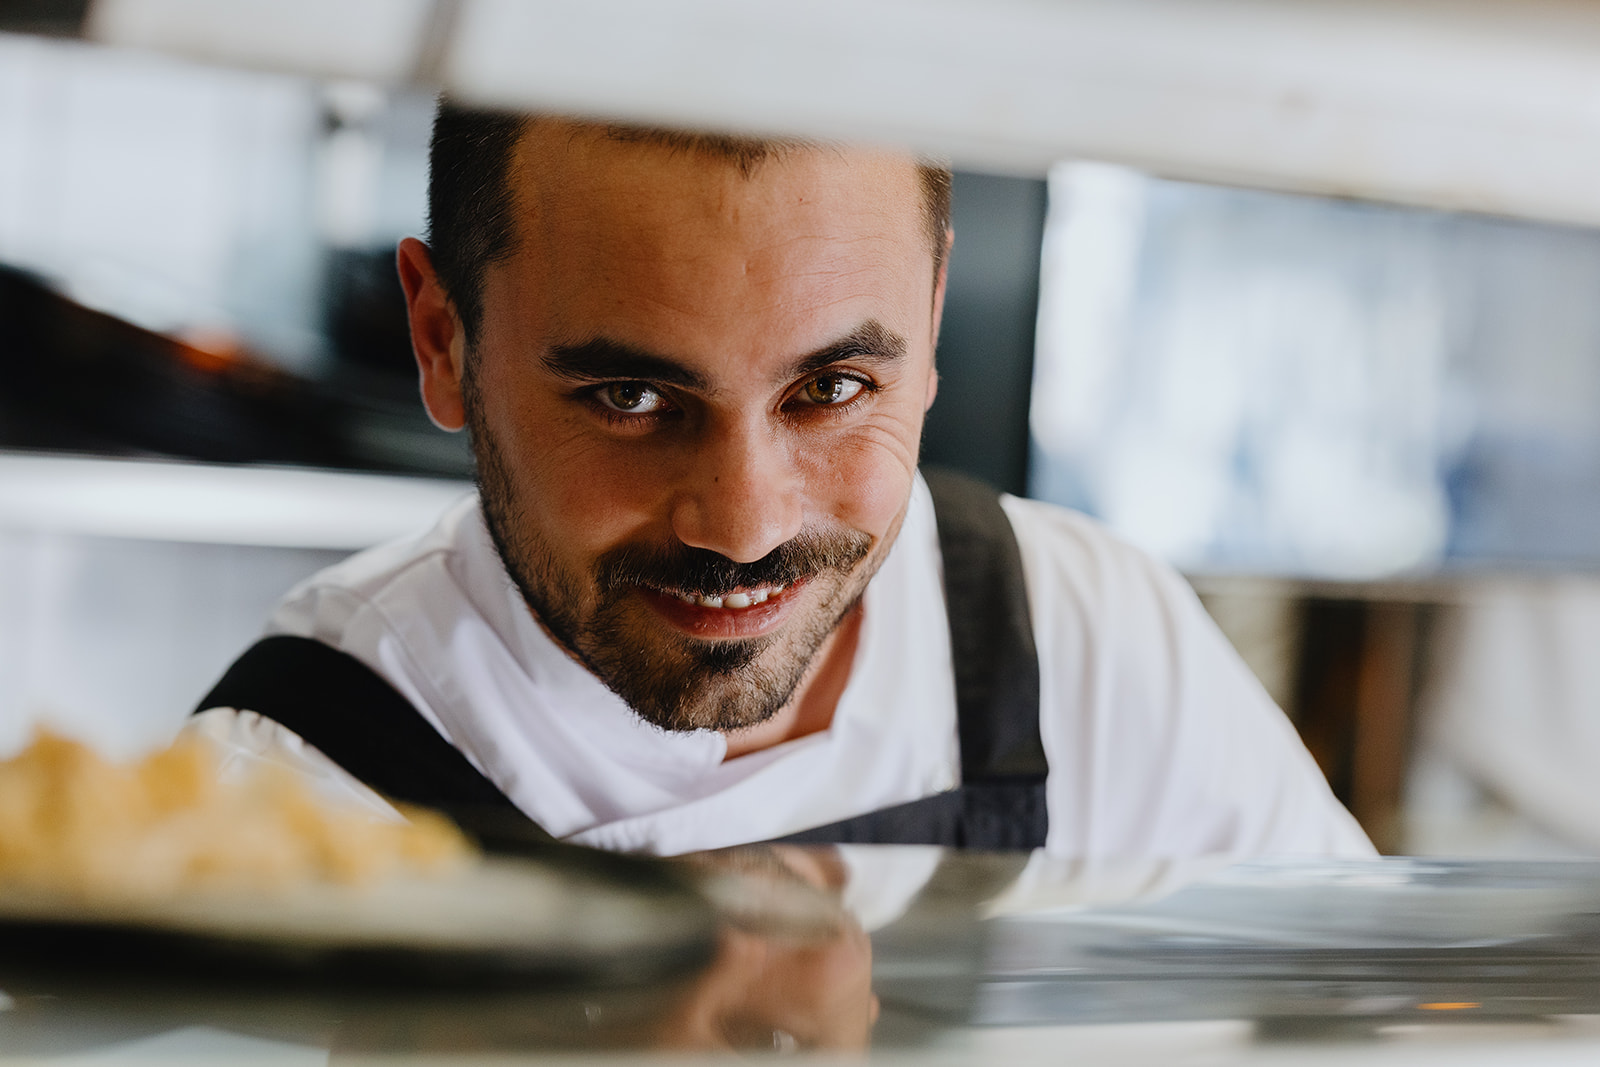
[
  {"x1": 635, "y1": 577, "x2": 817, "y2": 640},
  {"x1": 653, "y1": 583, "x2": 791, "y2": 610}
]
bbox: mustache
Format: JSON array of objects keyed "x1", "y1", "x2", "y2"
[{"x1": 594, "y1": 528, "x2": 873, "y2": 597}]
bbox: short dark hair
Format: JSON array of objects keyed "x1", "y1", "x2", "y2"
[{"x1": 425, "y1": 102, "x2": 954, "y2": 346}]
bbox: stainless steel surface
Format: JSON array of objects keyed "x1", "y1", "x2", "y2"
[
  {"x1": 7, "y1": 849, "x2": 1600, "y2": 1062},
  {"x1": 0, "y1": 849, "x2": 718, "y2": 988}
]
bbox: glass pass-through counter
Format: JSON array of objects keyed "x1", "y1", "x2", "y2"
[{"x1": 7, "y1": 845, "x2": 1600, "y2": 1064}]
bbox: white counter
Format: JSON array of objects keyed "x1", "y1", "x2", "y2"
[
  {"x1": 0, "y1": 451, "x2": 469, "y2": 756},
  {"x1": 0, "y1": 451, "x2": 470, "y2": 549}
]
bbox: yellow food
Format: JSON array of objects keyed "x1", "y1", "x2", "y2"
[{"x1": 0, "y1": 731, "x2": 474, "y2": 899}]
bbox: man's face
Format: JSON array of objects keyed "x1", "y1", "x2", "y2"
[{"x1": 421, "y1": 124, "x2": 944, "y2": 733}]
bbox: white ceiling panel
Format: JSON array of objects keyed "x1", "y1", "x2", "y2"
[
  {"x1": 88, "y1": 0, "x2": 1600, "y2": 226},
  {"x1": 88, "y1": 0, "x2": 435, "y2": 83}
]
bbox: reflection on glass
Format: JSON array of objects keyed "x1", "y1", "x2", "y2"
[{"x1": 10, "y1": 848, "x2": 1600, "y2": 1054}]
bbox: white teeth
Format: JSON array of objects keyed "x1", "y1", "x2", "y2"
[{"x1": 663, "y1": 585, "x2": 787, "y2": 609}]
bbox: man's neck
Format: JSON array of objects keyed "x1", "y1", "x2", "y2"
[{"x1": 720, "y1": 603, "x2": 864, "y2": 761}]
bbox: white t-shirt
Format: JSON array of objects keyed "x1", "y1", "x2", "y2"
[{"x1": 192, "y1": 475, "x2": 1372, "y2": 859}]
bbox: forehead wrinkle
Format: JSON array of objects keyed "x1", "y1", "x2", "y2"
[
  {"x1": 738, "y1": 233, "x2": 922, "y2": 296},
  {"x1": 593, "y1": 258, "x2": 905, "y2": 327},
  {"x1": 513, "y1": 138, "x2": 924, "y2": 287}
]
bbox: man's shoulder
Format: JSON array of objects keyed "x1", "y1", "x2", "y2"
[
  {"x1": 995, "y1": 494, "x2": 1375, "y2": 859},
  {"x1": 991, "y1": 493, "x2": 1227, "y2": 713},
  {"x1": 996, "y1": 493, "x2": 1117, "y2": 552},
  {"x1": 995, "y1": 493, "x2": 1196, "y2": 614}
]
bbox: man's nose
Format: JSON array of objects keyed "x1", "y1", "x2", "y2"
[{"x1": 670, "y1": 419, "x2": 804, "y2": 564}]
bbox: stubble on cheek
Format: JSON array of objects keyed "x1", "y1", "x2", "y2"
[{"x1": 465, "y1": 379, "x2": 882, "y2": 733}]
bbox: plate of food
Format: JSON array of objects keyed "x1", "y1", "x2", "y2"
[{"x1": 0, "y1": 733, "x2": 716, "y2": 988}]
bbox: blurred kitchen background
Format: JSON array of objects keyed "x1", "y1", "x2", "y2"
[{"x1": 7, "y1": 0, "x2": 1600, "y2": 859}]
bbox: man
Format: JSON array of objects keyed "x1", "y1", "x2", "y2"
[{"x1": 194, "y1": 105, "x2": 1371, "y2": 859}]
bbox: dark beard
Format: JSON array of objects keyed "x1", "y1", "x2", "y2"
[{"x1": 464, "y1": 370, "x2": 875, "y2": 733}]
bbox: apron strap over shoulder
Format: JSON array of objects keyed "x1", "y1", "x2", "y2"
[
  {"x1": 921, "y1": 467, "x2": 1047, "y2": 784},
  {"x1": 779, "y1": 467, "x2": 1047, "y2": 848},
  {"x1": 197, "y1": 466, "x2": 1046, "y2": 851},
  {"x1": 194, "y1": 635, "x2": 553, "y2": 851}
]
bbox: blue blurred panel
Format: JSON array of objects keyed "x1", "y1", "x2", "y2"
[{"x1": 1030, "y1": 165, "x2": 1600, "y2": 577}]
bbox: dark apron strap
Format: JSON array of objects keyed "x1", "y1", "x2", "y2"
[
  {"x1": 779, "y1": 467, "x2": 1047, "y2": 848},
  {"x1": 195, "y1": 635, "x2": 553, "y2": 851},
  {"x1": 198, "y1": 466, "x2": 1046, "y2": 851},
  {"x1": 777, "y1": 780, "x2": 1047, "y2": 850},
  {"x1": 923, "y1": 467, "x2": 1046, "y2": 783}
]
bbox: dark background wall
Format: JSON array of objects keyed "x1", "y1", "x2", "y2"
[{"x1": 921, "y1": 171, "x2": 1049, "y2": 497}]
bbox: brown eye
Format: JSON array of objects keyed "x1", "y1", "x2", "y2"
[
  {"x1": 800, "y1": 375, "x2": 864, "y2": 406},
  {"x1": 596, "y1": 382, "x2": 666, "y2": 413}
]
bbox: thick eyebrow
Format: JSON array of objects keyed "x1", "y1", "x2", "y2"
[
  {"x1": 786, "y1": 320, "x2": 907, "y2": 381},
  {"x1": 542, "y1": 340, "x2": 709, "y2": 390},
  {"x1": 542, "y1": 319, "x2": 907, "y2": 390}
]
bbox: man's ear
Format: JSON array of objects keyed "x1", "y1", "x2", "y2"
[
  {"x1": 926, "y1": 228, "x2": 953, "y2": 412},
  {"x1": 397, "y1": 236, "x2": 467, "y2": 431}
]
